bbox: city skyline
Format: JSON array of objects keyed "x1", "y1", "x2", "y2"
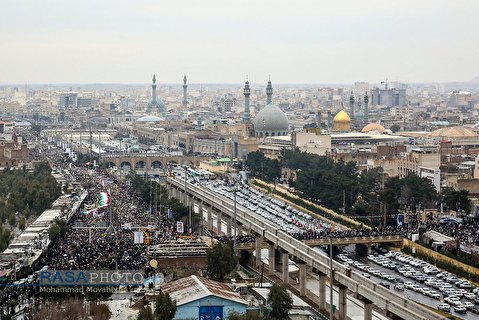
[{"x1": 1, "y1": 0, "x2": 479, "y2": 84}]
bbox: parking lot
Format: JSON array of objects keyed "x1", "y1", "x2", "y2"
[
  {"x1": 200, "y1": 179, "x2": 338, "y2": 238},
  {"x1": 338, "y1": 249, "x2": 479, "y2": 319}
]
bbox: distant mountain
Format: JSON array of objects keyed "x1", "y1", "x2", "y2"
[{"x1": 469, "y1": 75, "x2": 479, "y2": 83}]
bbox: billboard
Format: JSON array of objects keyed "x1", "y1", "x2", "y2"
[{"x1": 134, "y1": 231, "x2": 144, "y2": 244}]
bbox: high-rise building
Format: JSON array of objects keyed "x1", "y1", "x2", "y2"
[
  {"x1": 59, "y1": 92, "x2": 78, "y2": 108},
  {"x1": 371, "y1": 87, "x2": 406, "y2": 107}
]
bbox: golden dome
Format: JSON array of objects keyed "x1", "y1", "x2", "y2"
[
  {"x1": 333, "y1": 110, "x2": 351, "y2": 123},
  {"x1": 430, "y1": 126, "x2": 478, "y2": 138},
  {"x1": 362, "y1": 123, "x2": 386, "y2": 133},
  {"x1": 317, "y1": 108, "x2": 321, "y2": 113}
]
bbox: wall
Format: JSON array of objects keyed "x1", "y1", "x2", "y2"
[{"x1": 174, "y1": 296, "x2": 247, "y2": 320}]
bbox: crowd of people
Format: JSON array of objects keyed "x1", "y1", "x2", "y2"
[
  {"x1": 292, "y1": 225, "x2": 406, "y2": 241},
  {"x1": 212, "y1": 226, "x2": 406, "y2": 245},
  {"x1": 35, "y1": 152, "x2": 180, "y2": 271},
  {"x1": 213, "y1": 235, "x2": 256, "y2": 244},
  {"x1": 424, "y1": 221, "x2": 479, "y2": 246}
]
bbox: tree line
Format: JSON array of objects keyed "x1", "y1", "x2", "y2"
[
  {"x1": 244, "y1": 149, "x2": 470, "y2": 221},
  {"x1": 0, "y1": 162, "x2": 61, "y2": 251}
]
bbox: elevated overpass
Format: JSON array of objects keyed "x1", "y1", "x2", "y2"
[
  {"x1": 166, "y1": 177, "x2": 445, "y2": 320},
  {"x1": 235, "y1": 235, "x2": 403, "y2": 251}
]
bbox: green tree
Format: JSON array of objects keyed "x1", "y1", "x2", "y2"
[
  {"x1": 154, "y1": 292, "x2": 177, "y2": 320},
  {"x1": 92, "y1": 304, "x2": 111, "y2": 320},
  {"x1": 267, "y1": 283, "x2": 293, "y2": 320},
  {"x1": 245, "y1": 151, "x2": 281, "y2": 182},
  {"x1": 206, "y1": 243, "x2": 237, "y2": 281},
  {"x1": 390, "y1": 124, "x2": 400, "y2": 133},
  {"x1": 137, "y1": 305, "x2": 154, "y2": 320},
  {"x1": 18, "y1": 216, "x2": 26, "y2": 231},
  {"x1": 441, "y1": 187, "x2": 471, "y2": 213},
  {"x1": 0, "y1": 223, "x2": 11, "y2": 252},
  {"x1": 380, "y1": 174, "x2": 438, "y2": 214},
  {"x1": 49, "y1": 223, "x2": 61, "y2": 242}
]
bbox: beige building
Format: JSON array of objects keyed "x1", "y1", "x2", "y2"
[
  {"x1": 396, "y1": 146, "x2": 440, "y2": 178},
  {"x1": 294, "y1": 132, "x2": 331, "y2": 156}
]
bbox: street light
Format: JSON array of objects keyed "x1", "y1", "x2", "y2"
[
  {"x1": 329, "y1": 234, "x2": 334, "y2": 320},
  {"x1": 233, "y1": 183, "x2": 238, "y2": 254},
  {"x1": 184, "y1": 165, "x2": 191, "y2": 232}
]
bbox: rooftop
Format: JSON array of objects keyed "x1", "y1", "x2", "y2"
[{"x1": 161, "y1": 275, "x2": 247, "y2": 306}]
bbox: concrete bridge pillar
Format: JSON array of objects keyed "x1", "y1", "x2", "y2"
[
  {"x1": 318, "y1": 272, "x2": 326, "y2": 311},
  {"x1": 299, "y1": 262, "x2": 307, "y2": 297},
  {"x1": 207, "y1": 208, "x2": 212, "y2": 230},
  {"x1": 363, "y1": 301, "x2": 373, "y2": 320},
  {"x1": 197, "y1": 201, "x2": 204, "y2": 235},
  {"x1": 255, "y1": 235, "x2": 262, "y2": 267},
  {"x1": 338, "y1": 285, "x2": 348, "y2": 320},
  {"x1": 357, "y1": 296, "x2": 373, "y2": 320},
  {"x1": 216, "y1": 211, "x2": 222, "y2": 235},
  {"x1": 175, "y1": 187, "x2": 180, "y2": 200},
  {"x1": 282, "y1": 250, "x2": 289, "y2": 284},
  {"x1": 268, "y1": 242, "x2": 276, "y2": 275},
  {"x1": 226, "y1": 218, "x2": 232, "y2": 236}
]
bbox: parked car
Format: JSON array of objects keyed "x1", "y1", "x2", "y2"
[
  {"x1": 394, "y1": 283, "x2": 404, "y2": 291},
  {"x1": 437, "y1": 303, "x2": 451, "y2": 312},
  {"x1": 453, "y1": 305, "x2": 467, "y2": 314}
]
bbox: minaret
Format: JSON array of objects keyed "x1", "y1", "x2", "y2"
[
  {"x1": 349, "y1": 91, "x2": 355, "y2": 120},
  {"x1": 364, "y1": 92, "x2": 369, "y2": 123},
  {"x1": 266, "y1": 79, "x2": 273, "y2": 105},
  {"x1": 182, "y1": 75, "x2": 188, "y2": 107},
  {"x1": 317, "y1": 108, "x2": 322, "y2": 127},
  {"x1": 147, "y1": 74, "x2": 157, "y2": 113},
  {"x1": 152, "y1": 74, "x2": 157, "y2": 101},
  {"x1": 243, "y1": 79, "x2": 251, "y2": 123},
  {"x1": 327, "y1": 108, "x2": 332, "y2": 129}
]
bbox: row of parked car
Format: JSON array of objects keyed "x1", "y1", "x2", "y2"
[
  {"x1": 204, "y1": 181, "x2": 329, "y2": 236},
  {"x1": 338, "y1": 250, "x2": 479, "y2": 316}
]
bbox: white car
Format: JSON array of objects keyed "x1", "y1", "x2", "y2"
[
  {"x1": 464, "y1": 293, "x2": 476, "y2": 300},
  {"x1": 437, "y1": 303, "x2": 451, "y2": 312},
  {"x1": 463, "y1": 301, "x2": 474, "y2": 310},
  {"x1": 453, "y1": 305, "x2": 467, "y2": 314}
]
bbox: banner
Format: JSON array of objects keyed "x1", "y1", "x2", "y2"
[
  {"x1": 176, "y1": 221, "x2": 184, "y2": 234},
  {"x1": 134, "y1": 231, "x2": 144, "y2": 244}
]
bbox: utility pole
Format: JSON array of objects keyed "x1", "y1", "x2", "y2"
[
  {"x1": 89, "y1": 125, "x2": 93, "y2": 162},
  {"x1": 233, "y1": 184, "x2": 237, "y2": 254},
  {"x1": 329, "y1": 235, "x2": 334, "y2": 320}
]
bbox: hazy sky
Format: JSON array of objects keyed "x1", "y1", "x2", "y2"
[{"x1": 1, "y1": 0, "x2": 479, "y2": 84}]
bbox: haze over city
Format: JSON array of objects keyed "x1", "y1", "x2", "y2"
[
  {"x1": 2, "y1": 0, "x2": 479, "y2": 84},
  {"x1": 3, "y1": 1, "x2": 479, "y2": 320}
]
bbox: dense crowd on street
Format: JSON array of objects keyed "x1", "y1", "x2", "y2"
[
  {"x1": 35, "y1": 151, "x2": 179, "y2": 271},
  {"x1": 424, "y1": 221, "x2": 479, "y2": 246}
]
